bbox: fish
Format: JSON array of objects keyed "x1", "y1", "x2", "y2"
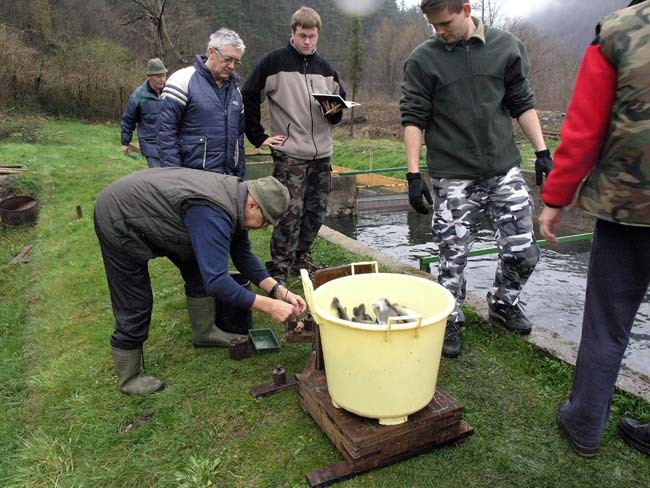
[
  {"x1": 352, "y1": 303, "x2": 375, "y2": 323},
  {"x1": 372, "y1": 298, "x2": 401, "y2": 324},
  {"x1": 331, "y1": 297, "x2": 349, "y2": 321},
  {"x1": 372, "y1": 298, "x2": 416, "y2": 324}
]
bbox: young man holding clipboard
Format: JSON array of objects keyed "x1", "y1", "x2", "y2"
[{"x1": 242, "y1": 6, "x2": 346, "y2": 284}]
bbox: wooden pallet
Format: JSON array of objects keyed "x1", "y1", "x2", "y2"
[
  {"x1": 297, "y1": 355, "x2": 473, "y2": 487},
  {"x1": 251, "y1": 264, "x2": 473, "y2": 486}
]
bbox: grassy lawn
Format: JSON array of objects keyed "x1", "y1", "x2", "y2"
[
  {"x1": 332, "y1": 131, "x2": 559, "y2": 176},
  {"x1": 0, "y1": 116, "x2": 648, "y2": 487}
]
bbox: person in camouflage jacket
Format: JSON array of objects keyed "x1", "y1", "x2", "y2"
[{"x1": 540, "y1": 0, "x2": 650, "y2": 458}]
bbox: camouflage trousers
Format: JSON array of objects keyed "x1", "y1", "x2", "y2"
[
  {"x1": 430, "y1": 166, "x2": 540, "y2": 324},
  {"x1": 266, "y1": 150, "x2": 331, "y2": 279}
]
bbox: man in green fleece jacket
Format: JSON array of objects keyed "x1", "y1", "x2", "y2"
[{"x1": 400, "y1": 0, "x2": 553, "y2": 358}]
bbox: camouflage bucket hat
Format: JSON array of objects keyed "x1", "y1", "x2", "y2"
[
  {"x1": 247, "y1": 177, "x2": 290, "y2": 226},
  {"x1": 146, "y1": 58, "x2": 168, "y2": 75}
]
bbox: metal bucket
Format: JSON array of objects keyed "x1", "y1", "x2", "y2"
[
  {"x1": 301, "y1": 262, "x2": 454, "y2": 425},
  {"x1": 0, "y1": 195, "x2": 39, "y2": 227}
]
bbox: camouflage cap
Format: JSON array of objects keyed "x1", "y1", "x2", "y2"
[
  {"x1": 146, "y1": 58, "x2": 168, "y2": 75},
  {"x1": 247, "y1": 177, "x2": 289, "y2": 226}
]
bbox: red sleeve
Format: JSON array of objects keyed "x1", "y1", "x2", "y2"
[{"x1": 541, "y1": 45, "x2": 617, "y2": 207}]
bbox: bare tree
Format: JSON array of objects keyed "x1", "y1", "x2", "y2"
[
  {"x1": 471, "y1": 0, "x2": 505, "y2": 27},
  {"x1": 121, "y1": 0, "x2": 201, "y2": 64},
  {"x1": 365, "y1": 17, "x2": 429, "y2": 100},
  {"x1": 504, "y1": 18, "x2": 580, "y2": 110},
  {"x1": 346, "y1": 16, "x2": 364, "y2": 136}
]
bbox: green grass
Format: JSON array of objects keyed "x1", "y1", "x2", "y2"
[
  {"x1": 332, "y1": 134, "x2": 425, "y2": 178},
  {"x1": 1, "y1": 116, "x2": 648, "y2": 487},
  {"x1": 332, "y1": 131, "x2": 560, "y2": 177}
]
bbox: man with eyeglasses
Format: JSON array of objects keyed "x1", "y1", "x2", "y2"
[
  {"x1": 158, "y1": 28, "x2": 246, "y2": 177},
  {"x1": 242, "y1": 6, "x2": 346, "y2": 286}
]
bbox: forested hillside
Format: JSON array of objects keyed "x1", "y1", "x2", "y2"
[{"x1": 0, "y1": 0, "x2": 631, "y2": 121}]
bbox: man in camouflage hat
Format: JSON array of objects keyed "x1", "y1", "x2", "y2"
[
  {"x1": 540, "y1": 0, "x2": 650, "y2": 458},
  {"x1": 94, "y1": 169, "x2": 305, "y2": 396},
  {"x1": 120, "y1": 58, "x2": 168, "y2": 167}
]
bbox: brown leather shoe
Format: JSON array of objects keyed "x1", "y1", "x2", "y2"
[{"x1": 556, "y1": 399, "x2": 599, "y2": 458}]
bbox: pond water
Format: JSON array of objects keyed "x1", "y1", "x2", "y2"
[{"x1": 325, "y1": 209, "x2": 650, "y2": 378}]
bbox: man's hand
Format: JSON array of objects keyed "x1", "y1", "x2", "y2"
[
  {"x1": 266, "y1": 299, "x2": 299, "y2": 323},
  {"x1": 535, "y1": 149, "x2": 553, "y2": 186},
  {"x1": 262, "y1": 135, "x2": 287, "y2": 147},
  {"x1": 282, "y1": 289, "x2": 307, "y2": 316},
  {"x1": 539, "y1": 205, "x2": 563, "y2": 244},
  {"x1": 121, "y1": 144, "x2": 130, "y2": 154},
  {"x1": 406, "y1": 172, "x2": 433, "y2": 214}
]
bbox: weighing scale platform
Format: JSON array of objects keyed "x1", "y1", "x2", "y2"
[
  {"x1": 251, "y1": 264, "x2": 473, "y2": 486},
  {"x1": 296, "y1": 354, "x2": 474, "y2": 487}
]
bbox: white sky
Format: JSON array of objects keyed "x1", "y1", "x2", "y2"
[{"x1": 401, "y1": 0, "x2": 560, "y2": 19}]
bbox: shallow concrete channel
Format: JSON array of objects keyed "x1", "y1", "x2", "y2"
[{"x1": 318, "y1": 171, "x2": 650, "y2": 403}]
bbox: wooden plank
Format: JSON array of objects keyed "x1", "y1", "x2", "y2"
[
  {"x1": 10, "y1": 244, "x2": 33, "y2": 264},
  {"x1": 301, "y1": 384, "x2": 463, "y2": 462},
  {"x1": 305, "y1": 421, "x2": 474, "y2": 487},
  {"x1": 245, "y1": 147, "x2": 271, "y2": 156},
  {"x1": 297, "y1": 366, "x2": 471, "y2": 464},
  {"x1": 312, "y1": 263, "x2": 375, "y2": 289},
  {"x1": 306, "y1": 460, "x2": 357, "y2": 488},
  {"x1": 284, "y1": 328, "x2": 314, "y2": 343},
  {"x1": 249, "y1": 377, "x2": 297, "y2": 399}
]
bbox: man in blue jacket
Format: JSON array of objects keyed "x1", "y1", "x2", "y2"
[
  {"x1": 157, "y1": 29, "x2": 246, "y2": 177},
  {"x1": 120, "y1": 58, "x2": 168, "y2": 167}
]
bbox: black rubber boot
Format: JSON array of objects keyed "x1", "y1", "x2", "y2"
[
  {"x1": 617, "y1": 417, "x2": 650, "y2": 455},
  {"x1": 111, "y1": 347, "x2": 164, "y2": 396},
  {"x1": 442, "y1": 321, "x2": 462, "y2": 358}
]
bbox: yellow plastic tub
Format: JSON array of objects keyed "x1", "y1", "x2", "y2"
[{"x1": 301, "y1": 263, "x2": 454, "y2": 425}]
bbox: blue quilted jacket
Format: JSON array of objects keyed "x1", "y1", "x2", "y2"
[{"x1": 157, "y1": 55, "x2": 245, "y2": 177}]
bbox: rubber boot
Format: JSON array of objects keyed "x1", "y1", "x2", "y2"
[
  {"x1": 187, "y1": 296, "x2": 246, "y2": 347},
  {"x1": 111, "y1": 347, "x2": 164, "y2": 396}
]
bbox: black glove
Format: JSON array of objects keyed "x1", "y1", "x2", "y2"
[
  {"x1": 535, "y1": 149, "x2": 553, "y2": 186},
  {"x1": 406, "y1": 172, "x2": 433, "y2": 214}
]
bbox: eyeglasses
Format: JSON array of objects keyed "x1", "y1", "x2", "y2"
[{"x1": 213, "y1": 47, "x2": 242, "y2": 68}]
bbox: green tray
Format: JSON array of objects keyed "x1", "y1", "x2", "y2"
[{"x1": 248, "y1": 328, "x2": 280, "y2": 354}]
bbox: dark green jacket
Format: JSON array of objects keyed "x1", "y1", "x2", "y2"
[
  {"x1": 94, "y1": 168, "x2": 244, "y2": 261},
  {"x1": 400, "y1": 18, "x2": 536, "y2": 179}
]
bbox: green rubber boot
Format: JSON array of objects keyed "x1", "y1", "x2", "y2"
[
  {"x1": 187, "y1": 296, "x2": 246, "y2": 347},
  {"x1": 111, "y1": 347, "x2": 164, "y2": 396}
]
